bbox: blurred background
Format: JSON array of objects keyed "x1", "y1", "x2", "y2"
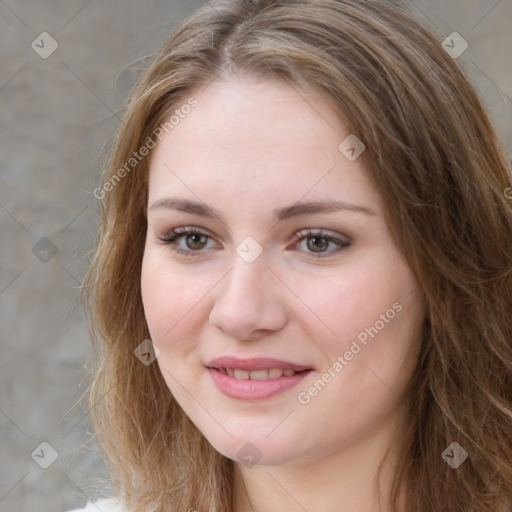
[{"x1": 0, "y1": 1, "x2": 510, "y2": 511}]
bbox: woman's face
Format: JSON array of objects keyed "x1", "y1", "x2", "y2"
[{"x1": 141, "y1": 73, "x2": 425, "y2": 466}]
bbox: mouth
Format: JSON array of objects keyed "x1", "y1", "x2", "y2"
[
  {"x1": 211, "y1": 367, "x2": 307, "y2": 379},
  {"x1": 205, "y1": 357, "x2": 314, "y2": 400}
]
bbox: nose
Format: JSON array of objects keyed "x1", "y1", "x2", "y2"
[{"x1": 209, "y1": 253, "x2": 288, "y2": 341}]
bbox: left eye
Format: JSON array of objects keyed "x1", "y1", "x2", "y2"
[{"x1": 292, "y1": 229, "x2": 350, "y2": 256}]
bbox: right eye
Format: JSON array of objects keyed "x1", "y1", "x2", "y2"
[{"x1": 157, "y1": 226, "x2": 220, "y2": 256}]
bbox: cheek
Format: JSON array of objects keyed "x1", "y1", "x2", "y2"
[
  {"x1": 141, "y1": 252, "x2": 211, "y2": 401},
  {"x1": 297, "y1": 251, "x2": 424, "y2": 369},
  {"x1": 140, "y1": 251, "x2": 206, "y2": 344},
  {"x1": 296, "y1": 261, "x2": 423, "y2": 443},
  {"x1": 291, "y1": 258, "x2": 403, "y2": 340}
]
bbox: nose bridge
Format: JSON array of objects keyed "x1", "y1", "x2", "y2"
[
  {"x1": 209, "y1": 246, "x2": 287, "y2": 338},
  {"x1": 224, "y1": 250, "x2": 268, "y2": 303}
]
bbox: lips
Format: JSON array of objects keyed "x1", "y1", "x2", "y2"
[{"x1": 205, "y1": 356, "x2": 313, "y2": 399}]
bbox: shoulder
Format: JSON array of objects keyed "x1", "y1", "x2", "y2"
[{"x1": 65, "y1": 497, "x2": 126, "y2": 512}]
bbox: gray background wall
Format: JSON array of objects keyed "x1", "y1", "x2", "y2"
[{"x1": 1, "y1": 1, "x2": 510, "y2": 511}]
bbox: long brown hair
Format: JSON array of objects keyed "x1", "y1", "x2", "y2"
[{"x1": 82, "y1": 0, "x2": 512, "y2": 510}]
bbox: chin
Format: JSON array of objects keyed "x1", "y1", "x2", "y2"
[{"x1": 200, "y1": 427, "x2": 304, "y2": 467}]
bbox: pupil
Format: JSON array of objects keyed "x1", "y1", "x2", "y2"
[
  {"x1": 187, "y1": 234, "x2": 206, "y2": 249},
  {"x1": 308, "y1": 236, "x2": 327, "y2": 252}
]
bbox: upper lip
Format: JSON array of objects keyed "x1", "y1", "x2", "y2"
[{"x1": 206, "y1": 356, "x2": 312, "y2": 372}]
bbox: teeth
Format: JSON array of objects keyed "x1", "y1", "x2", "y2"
[
  {"x1": 234, "y1": 369, "x2": 250, "y2": 379},
  {"x1": 226, "y1": 368, "x2": 298, "y2": 380},
  {"x1": 249, "y1": 369, "x2": 269, "y2": 380}
]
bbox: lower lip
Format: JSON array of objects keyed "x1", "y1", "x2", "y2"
[{"x1": 207, "y1": 368, "x2": 312, "y2": 400}]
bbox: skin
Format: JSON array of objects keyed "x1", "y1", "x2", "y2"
[{"x1": 140, "y1": 72, "x2": 426, "y2": 512}]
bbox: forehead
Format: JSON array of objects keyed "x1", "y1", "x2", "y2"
[{"x1": 147, "y1": 74, "x2": 382, "y2": 215}]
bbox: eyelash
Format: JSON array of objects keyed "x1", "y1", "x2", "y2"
[{"x1": 156, "y1": 226, "x2": 350, "y2": 258}]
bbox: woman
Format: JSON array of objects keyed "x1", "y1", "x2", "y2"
[{"x1": 70, "y1": 0, "x2": 512, "y2": 510}]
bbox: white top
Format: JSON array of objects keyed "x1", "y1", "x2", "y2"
[{"x1": 66, "y1": 497, "x2": 125, "y2": 511}]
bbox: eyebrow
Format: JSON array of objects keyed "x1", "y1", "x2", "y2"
[{"x1": 148, "y1": 198, "x2": 376, "y2": 221}]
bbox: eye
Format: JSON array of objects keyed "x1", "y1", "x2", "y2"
[
  {"x1": 157, "y1": 226, "x2": 350, "y2": 258},
  {"x1": 157, "y1": 226, "x2": 219, "y2": 256},
  {"x1": 291, "y1": 228, "x2": 350, "y2": 257}
]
